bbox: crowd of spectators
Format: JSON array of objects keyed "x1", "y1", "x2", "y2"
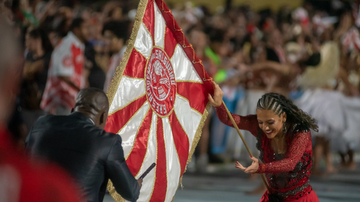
[{"x1": 2, "y1": 0, "x2": 360, "y2": 179}]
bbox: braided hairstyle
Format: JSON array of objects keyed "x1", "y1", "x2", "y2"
[{"x1": 257, "y1": 93, "x2": 318, "y2": 132}]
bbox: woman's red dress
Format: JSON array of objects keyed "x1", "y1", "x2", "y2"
[{"x1": 215, "y1": 104, "x2": 319, "y2": 202}]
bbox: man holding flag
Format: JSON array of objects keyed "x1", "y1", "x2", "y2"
[
  {"x1": 27, "y1": 88, "x2": 142, "y2": 202},
  {"x1": 28, "y1": 0, "x2": 214, "y2": 201}
]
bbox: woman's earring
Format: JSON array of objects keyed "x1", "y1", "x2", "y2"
[{"x1": 283, "y1": 122, "x2": 287, "y2": 134}]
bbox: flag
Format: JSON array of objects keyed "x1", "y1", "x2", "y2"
[{"x1": 104, "y1": 0, "x2": 213, "y2": 201}]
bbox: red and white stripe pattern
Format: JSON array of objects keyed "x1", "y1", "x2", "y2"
[
  {"x1": 40, "y1": 77, "x2": 81, "y2": 112},
  {"x1": 41, "y1": 32, "x2": 85, "y2": 112},
  {"x1": 105, "y1": 0, "x2": 212, "y2": 201}
]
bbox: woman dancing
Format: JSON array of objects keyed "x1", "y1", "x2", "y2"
[{"x1": 208, "y1": 82, "x2": 319, "y2": 202}]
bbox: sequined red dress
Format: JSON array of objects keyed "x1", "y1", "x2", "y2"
[{"x1": 215, "y1": 104, "x2": 319, "y2": 202}]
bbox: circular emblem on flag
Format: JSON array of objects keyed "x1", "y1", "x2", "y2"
[{"x1": 146, "y1": 47, "x2": 176, "y2": 116}]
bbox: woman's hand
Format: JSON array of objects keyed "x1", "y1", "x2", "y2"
[
  {"x1": 208, "y1": 81, "x2": 223, "y2": 107},
  {"x1": 235, "y1": 156, "x2": 259, "y2": 174}
]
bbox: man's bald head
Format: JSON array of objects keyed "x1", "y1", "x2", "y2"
[
  {"x1": 74, "y1": 88, "x2": 109, "y2": 129},
  {"x1": 75, "y1": 88, "x2": 109, "y2": 112}
]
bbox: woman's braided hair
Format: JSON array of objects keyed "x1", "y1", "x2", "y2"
[{"x1": 256, "y1": 93, "x2": 318, "y2": 132}]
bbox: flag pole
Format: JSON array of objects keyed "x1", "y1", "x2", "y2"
[{"x1": 221, "y1": 101, "x2": 270, "y2": 190}]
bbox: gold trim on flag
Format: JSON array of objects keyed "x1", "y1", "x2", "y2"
[
  {"x1": 106, "y1": 0, "x2": 148, "y2": 201},
  {"x1": 173, "y1": 104, "x2": 210, "y2": 201},
  {"x1": 106, "y1": 0, "x2": 147, "y2": 105}
]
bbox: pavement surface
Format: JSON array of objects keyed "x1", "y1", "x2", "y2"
[{"x1": 104, "y1": 158, "x2": 360, "y2": 202}]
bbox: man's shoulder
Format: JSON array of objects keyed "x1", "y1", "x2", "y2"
[
  {"x1": 98, "y1": 130, "x2": 122, "y2": 143},
  {"x1": 31, "y1": 114, "x2": 88, "y2": 132},
  {"x1": 33, "y1": 114, "x2": 55, "y2": 125},
  {"x1": 34, "y1": 114, "x2": 64, "y2": 125}
]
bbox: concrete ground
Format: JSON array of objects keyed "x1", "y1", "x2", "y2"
[{"x1": 104, "y1": 157, "x2": 360, "y2": 202}]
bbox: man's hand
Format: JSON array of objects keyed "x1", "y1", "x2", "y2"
[{"x1": 137, "y1": 178, "x2": 143, "y2": 189}]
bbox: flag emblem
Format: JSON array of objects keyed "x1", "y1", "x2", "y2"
[
  {"x1": 146, "y1": 47, "x2": 176, "y2": 116},
  {"x1": 105, "y1": 0, "x2": 213, "y2": 201}
]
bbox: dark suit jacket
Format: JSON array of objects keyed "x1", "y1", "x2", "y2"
[{"x1": 26, "y1": 112, "x2": 140, "y2": 202}]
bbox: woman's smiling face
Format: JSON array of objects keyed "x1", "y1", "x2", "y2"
[{"x1": 256, "y1": 109, "x2": 286, "y2": 139}]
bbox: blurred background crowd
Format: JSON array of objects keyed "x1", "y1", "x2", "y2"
[{"x1": 2, "y1": 0, "x2": 360, "y2": 183}]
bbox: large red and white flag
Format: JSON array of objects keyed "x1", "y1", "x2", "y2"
[{"x1": 104, "y1": 0, "x2": 213, "y2": 201}]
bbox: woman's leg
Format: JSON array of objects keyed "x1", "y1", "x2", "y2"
[
  {"x1": 313, "y1": 136, "x2": 324, "y2": 175},
  {"x1": 347, "y1": 149, "x2": 356, "y2": 170},
  {"x1": 324, "y1": 139, "x2": 337, "y2": 174},
  {"x1": 339, "y1": 151, "x2": 347, "y2": 168}
]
